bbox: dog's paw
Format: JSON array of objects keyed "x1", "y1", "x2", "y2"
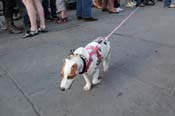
[
  {"x1": 83, "y1": 84, "x2": 91, "y2": 91},
  {"x1": 92, "y1": 79, "x2": 101, "y2": 85}
]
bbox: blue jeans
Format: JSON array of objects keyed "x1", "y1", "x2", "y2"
[
  {"x1": 76, "y1": 0, "x2": 92, "y2": 18},
  {"x1": 164, "y1": 0, "x2": 171, "y2": 7}
]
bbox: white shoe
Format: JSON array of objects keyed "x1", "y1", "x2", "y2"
[
  {"x1": 92, "y1": 0, "x2": 96, "y2": 6},
  {"x1": 116, "y1": 7, "x2": 124, "y2": 12},
  {"x1": 130, "y1": 2, "x2": 136, "y2": 6},
  {"x1": 168, "y1": 4, "x2": 175, "y2": 8},
  {"x1": 125, "y1": 3, "x2": 134, "y2": 7}
]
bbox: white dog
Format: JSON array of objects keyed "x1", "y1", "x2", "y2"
[{"x1": 60, "y1": 37, "x2": 111, "y2": 91}]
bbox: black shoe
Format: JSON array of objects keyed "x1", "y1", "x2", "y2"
[
  {"x1": 46, "y1": 17, "x2": 53, "y2": 21},
  {"x1": 77, "y1": 16, "x2": 83, "y2": 20},
  {"x1": 83, "y1": 17, "x2": 98, "y2": 22},
  {"x1": 102, "y1": 8, "x2": 108, "y2": 12},
  {"x1": 52, "y1": 16, "x2": 59, "y2": 20},
  {"x1": 22, "y1": 30, "x2": 39, "y2": 38}
]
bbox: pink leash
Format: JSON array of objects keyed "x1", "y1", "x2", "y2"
[{"x1": 104, "y1": 7, "x2": 139, "y2": 41}]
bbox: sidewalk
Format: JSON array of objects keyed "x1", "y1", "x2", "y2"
[{"x1": 1, "y1": 2, "x2": 175, "y2": 116}]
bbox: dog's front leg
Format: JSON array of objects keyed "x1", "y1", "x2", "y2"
[
  {"x1": 92, "y1": 68, "x2": 101, "y2": 85},
  {"x1": 82, "y1": 73, "x2": 92, "y2": 91}
]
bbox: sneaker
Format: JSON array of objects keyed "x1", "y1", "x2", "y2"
[
  {"x1": 125, "y1": 3, "x2": 134, "y2": 7},
  {"x1": 168, "y1": 4, "x2": 175, "y2": 8},
  {"x1": 116, "y1": 7, "x2": 124, "y2": 12},
  {"x1": 130, "y1": 2, "x2": 136, "y2": 6},
  {"x1": 77, "y1": 16, "x2": 83, "y2": 20}
]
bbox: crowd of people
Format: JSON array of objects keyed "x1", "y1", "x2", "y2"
[{"x1": 0, "y1": 0, "x2": 174, "y2": 38}]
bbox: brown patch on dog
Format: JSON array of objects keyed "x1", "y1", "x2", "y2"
[
  {"x1": 60, "y1": 60, "x2": 66, "y2": 79},
  {"x1": 68, "y1": 63, "x2": 77, "y2": 79}
]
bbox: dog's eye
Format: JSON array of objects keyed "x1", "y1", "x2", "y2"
[
  {"x1": 72, "y1": 65, "x2": 75, "y2": 69},
  {"x1": 67, "y1": 75, "x2": 75, "y2": 79}
]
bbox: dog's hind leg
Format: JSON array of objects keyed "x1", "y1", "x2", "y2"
[
  {"x1": 102, "y1": 59, "x2": 109, "y2": 72},
  {"x1": 102, "y1": 50, "x2": 111, "y2": 72},
  {"x1": 92, "y1": 68, "x2": 101, "y2": 85},
  {"x1": 83, "y1": 73, "x2": 92, "y2": 91}
]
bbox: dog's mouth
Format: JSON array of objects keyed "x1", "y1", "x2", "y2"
[
  {"x1": 60, "y1": 85, "x2": 71, "y2": 91},
  {"x1": 60, "y1": 79, "x2": 74, "y2": 91}
]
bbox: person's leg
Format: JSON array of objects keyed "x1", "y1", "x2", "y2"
[
  {"x1": 107, "y1": 0, "x2": 117, "y2": 12},
  {"x1": 82, "y1": 0, "x2": 92, "y2": 18},
  {"x1": 56, "y1": 0, "x2": 67, "y2": 18},
  {"x1": 76, "y1": 0, "x2": 83, "y2": 18},
  {"x1": 56, "y1": 0, "x2": 68, "y2": 23},
  {"x1": 81, "y1": 0, "x2": 97, "y2": 21},
  {"x1": 102, "y1": 0, "x2": 108, "y2": 11},
  {"x1": 33, "y1": 0, "x2": 46, "y2": 29},
  {"x1": 115, "y1": 0, "x2": 124, "y2": 12},
  {"x1": 114, "y1": 0, "x2": 120, "y2": 8},
  {"x1": 2, "y1": 0, "x2": 22, "y2": 33},
  {"x1": 164, "y1": 0, "x2": 172, "y2": 7},
  {"x1": 23, "y1": 0, "x2": 37, "y2": 31},
  {"x1": 42, "y1": 0, "x2": 51, "y2": 19},
  {"x1": 60, "y1": 11, "x2": 67, "y2": 18},
  {"x1": 94, "y1": 0, "x2": 102, "y2": 9},
  {"x1": 50, "y1": 0, "x2": 57, "y2": 18}
]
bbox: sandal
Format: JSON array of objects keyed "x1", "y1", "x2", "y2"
[
  {"x1": 22, "y1": 30, "x2": 39, "y2": 38},
  {"x1": 108, "y1": 9, "x2": 119, "y2": 14},
  {"x1": 38, "y1": 28, "x2": 48, "y2": 33},
  {"x1": 57, "y1": 17, "x2": 68, "y2": 24}
]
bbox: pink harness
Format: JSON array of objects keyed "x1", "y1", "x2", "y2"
[{"x1": 85, "y1": 45, "x2": 101, "y2": 72}]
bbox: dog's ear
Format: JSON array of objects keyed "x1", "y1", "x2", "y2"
[
  {"x1": 61, "y1": 59, "x2": 66, "y2": 79},
  {"x1": 69, "y1": 49, "x2": 75, "y2": 55}
]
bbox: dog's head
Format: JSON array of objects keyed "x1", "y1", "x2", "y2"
[
  {"x1": 60, "y1": 58, "x2": 78, "y2": 91},
  {"x1": 60, "y1": 47, "x2": 89, "y2": 91}
]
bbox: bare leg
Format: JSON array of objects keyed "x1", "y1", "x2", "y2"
[
  {"x1": 23, "y1": 0, "x2": 37, "y2": 31},
  {"x1": 107, "y1": 0, "x2": 117, "y2": 12},
  {"x1": 95, "y1": 0, "x2": 103, "y2": 9},
  {"x1": 33, "y1": 0, "x2": 46, "y2": 29},
  {"x1": 102, "y1": 0, "x2": 107, "y2": 9},
  {"x1": 60, "y1": 10, "x2": 67, "y2": 18}
]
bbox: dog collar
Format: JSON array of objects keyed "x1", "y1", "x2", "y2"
[{"x1": 79, "y1": 55, "x2": 87, "y2": 74}]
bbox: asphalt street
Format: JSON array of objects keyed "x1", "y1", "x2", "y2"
[{"x1": 0, "y1": 2, "x2": 175, "y2": 116}]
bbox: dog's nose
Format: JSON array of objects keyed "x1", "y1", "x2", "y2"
[{"x1": 60, "y1": 87, "x2": 65, "y2": 91}]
